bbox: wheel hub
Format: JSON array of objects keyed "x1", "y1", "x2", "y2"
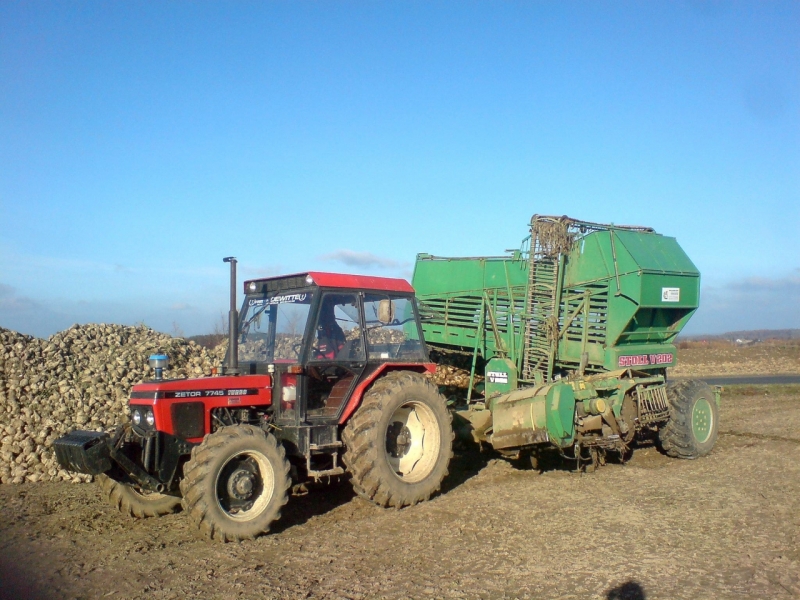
[
  {"x1": 228, "y1": 468, "x2": 256, "y2": 500},
  {"x1": 692, "y1": 398, "x2": 714, "y2": 444},
  {"x1": 387, "y1": 422, "x2": 413, "y2": 457},
  {"x1": 384, "y1": 401, "x2": 442, "y2": 483}
]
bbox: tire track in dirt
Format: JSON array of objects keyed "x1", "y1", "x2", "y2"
[{"x1": 720, "y1": 430, "x2": 800, "y2": 445}]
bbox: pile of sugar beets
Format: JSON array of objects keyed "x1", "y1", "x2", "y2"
[
  {"x1": 0, "y1": 324, "x2": 472, "y2": 485},
  {"x1": 0, "y1": 325, "x2": 225, "y2": 484}
]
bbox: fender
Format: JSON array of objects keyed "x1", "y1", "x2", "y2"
[{"x1": 338, "y1": 362, "x2": 436, "y2": 425}]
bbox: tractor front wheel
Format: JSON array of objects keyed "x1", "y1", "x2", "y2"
[
  {"x1": 97, "y1": 474, "x2": 181, "y2": 518},
  {"x1": 180, "y1": 425, "x2": 290, "y2": 542},
  {"x1": 659, "y1": 379, "x2": 719, "y2": 459},
  {"x1": 342, "y1": 371, "x2": 453, "y2": 508}
]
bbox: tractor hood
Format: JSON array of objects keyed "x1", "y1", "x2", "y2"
[
  {"x1": 130, "y1": 375, "x2": 272, "y2": 401},
  {"x1": 128, "y1": 375, "x2": 273, "y2": 442}
]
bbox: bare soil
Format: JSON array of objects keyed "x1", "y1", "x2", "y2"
[
  {"x1": 2, "y1": 385, "x2": 799, "y2": 600},
  {"x1": 671, "y1": 340, "x2": 800, "y2": 378}
]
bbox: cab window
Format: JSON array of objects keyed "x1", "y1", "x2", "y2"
[
  {"x1": 363, "y1": 294, "x2": 426, "y2": 361},
  {"x1": 309, "y1": 293, "x2": 365, "y2": 362}
]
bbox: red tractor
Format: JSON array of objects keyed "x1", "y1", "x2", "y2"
[{"x1": 54, "y1": 258, "x2": 454, "y2": 541}]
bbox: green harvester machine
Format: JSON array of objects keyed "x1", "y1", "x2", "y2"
[{"x1": 413, "y1": 215, "x2": 719, "y2": 468}]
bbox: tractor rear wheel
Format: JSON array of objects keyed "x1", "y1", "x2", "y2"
[
  {"x1": 342, "y1": 371, "x2": 453, "y2": 508},
  {"x1": 659, "y1": 379, "x2": 719, "y2": 459},
  {"x1": 97, "y1": 474, "x2": 181, "y2": 518},
  {"x1": 180, "y1": 425, "x2": 290, "y2": 542}
]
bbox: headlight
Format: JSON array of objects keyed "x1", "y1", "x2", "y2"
[
  {"x1": 145, "y1": 410, "x2": 155, "y2": 427},
  {"x1": 132, "y1": 409, "x2": 142, "y2": 425}
]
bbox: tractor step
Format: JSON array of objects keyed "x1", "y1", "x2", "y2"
[
  {"x1": 309, "y1": 441, "x2": 343, "y2": 451},
  {"x1": 306, "y1": 444, "x2": 345, "y2": 480},
  {"x1": 307, "y1": 466, "x2": 345, "y2": 480}
]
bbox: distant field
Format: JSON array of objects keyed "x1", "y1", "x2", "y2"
[{"x1": 671, "y1": 339, "x2": 800, "y2": 377}]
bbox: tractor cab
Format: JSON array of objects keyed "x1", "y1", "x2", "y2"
[{"x1": 229, "y1": 272, "x2": 432, "y2": 445}]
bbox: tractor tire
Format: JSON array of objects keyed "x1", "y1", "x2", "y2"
[
  {"x1": 658, "y1": 379, "x2": 719, "y2": 459},
  {"x1": 97, "y1": 474, "x2": 181, "y2": 518},
  {"x1": 179, "y1": 425, "x2": 290, "y2": 542},
  {"x1": 342, "y1": 370, "x2": 453, "y2": 508}
]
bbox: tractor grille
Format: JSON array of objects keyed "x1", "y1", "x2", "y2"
[{"x1": 636, "y1": 385, "x2": 670, "y2": 424}]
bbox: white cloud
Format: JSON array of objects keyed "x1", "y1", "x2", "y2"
[
  {"x1": 0, "y1": 282, "x2": 220, "y2": 339},
  {"x1": 726, "y1": 271, "x2": 800, "y2": 292},
  {"x1": 242, "y1": 265, "x2": 284, "y2": 279},
  {"x1": 1, "y1": 253, "x2": 222, "y2": 279},
  {"x1": 319, "y1": 249, "x2": 408, "y2": 270},
  {"x1": 686, "y1": 270, "x2": 800, "y2": 334},
  {"x1": 170, "y1": 303, "x2": 196, "y2": 311},
  {"x1": 0, "y1": 283, "x2": 69, "y2": 338},
  {"x1": 0, "y1": 283, "x2": 32, "y2": 311}
]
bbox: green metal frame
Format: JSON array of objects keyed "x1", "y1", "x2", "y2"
[{"x1": 413, "y1": 215, "x2": 701, "y2": 399}]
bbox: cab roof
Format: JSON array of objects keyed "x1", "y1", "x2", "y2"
[{"x1": 243, "y1": 271, "x2": 415, "y2": 294}]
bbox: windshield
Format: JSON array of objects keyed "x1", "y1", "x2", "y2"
[{"x1": 238, "y1": 290, "x2": 314, "y2": 363}]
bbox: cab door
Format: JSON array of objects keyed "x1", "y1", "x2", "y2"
[{"x1": 304, "y1": 291, "x2": 366, "y2": 422}]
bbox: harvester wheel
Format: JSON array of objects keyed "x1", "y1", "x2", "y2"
[
  {"x1": 342, "y1": 370, "x2": 453, "y2": 508},
  {"x1": 659, "y1": 380, "x2": 719, "y2": 459},
  {"x1": 97, "y1": 474, "x2": 181, "y2": 518},
  {"x1": 180, "y1": 425, "x2": 290, "y2": 542}
]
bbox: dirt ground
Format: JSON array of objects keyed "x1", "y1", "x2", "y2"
[
  {"x1": 1, "y1": 385, "x2": 799, "y2": 600},
  {"x1": 671, "y1": 340, "x2": 800, "y2": 377}
]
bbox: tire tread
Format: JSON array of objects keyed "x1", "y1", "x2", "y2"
[
  {"x1": 179, "y1": 425, "x2": 290, "y2": 542},
  {"x1": 342, "y1": 371, "x2": 454, "y2": 508},
  {"x1": 97, "y1": 474, "x2": 181, "y2": 518},
  {"x1": 659, "y1": 379, "x2": 718, "y2": 459}
]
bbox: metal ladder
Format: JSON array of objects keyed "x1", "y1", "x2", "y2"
[{"x1": 521, "y1": 216, "x2": 566, "y2": 383}]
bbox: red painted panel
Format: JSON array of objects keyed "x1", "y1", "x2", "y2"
[
  {"x1": 243, "y1": 271, "x2": 414, "y2": 293},
  {"x1": 130, "y1": 374, "x2": 273, "y2": 442},
  {"x1": 307, "y1": 272, "x2": 414, "y2": 293},
  {"x1": 338, "y1": 363, "x2": 436, "y2": 424},
  {"x1": 133, "y1": 375, "x2": 272, "y2": 393}
]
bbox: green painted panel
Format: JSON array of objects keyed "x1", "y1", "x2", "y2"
[
  {"x1": 614, "y1": 230, "x2": 698, "y2": 275},
  {"x1": 484, "y1": 357, "x2": 518, "y2": 399},
  {"x1": 605, "y1": 343, "x2": 678, "y2": 371},
  {"x1": 562, "y1": 229, "x2": 700, "y2": 353},
  {"x1": 413, "y1": 254, "x2": 528, "y2": 361},
  {"x1": 639, "y1": 273, "x2": 700, "y2": 308},
  {"x1": 546, "y1": 382, "x2": 575, "y2": 446},
  {"x1": 414, "y1": 218, "x2": 701, "y2": 381}
]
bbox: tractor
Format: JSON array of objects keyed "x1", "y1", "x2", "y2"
[{"x1": 54, "y1": 259, "x2": 454, "y2": 541}]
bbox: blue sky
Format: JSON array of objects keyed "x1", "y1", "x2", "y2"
[{"x1": 1, "y1": 1, "x2": 798, "y2": 338}]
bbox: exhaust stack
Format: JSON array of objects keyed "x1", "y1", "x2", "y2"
[{"x1": 223, "y1": 256, "x2": 239, "y2": 375}]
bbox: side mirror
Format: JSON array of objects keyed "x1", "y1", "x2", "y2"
[{"x1": 377, "y1": 299, "x2": 395, "y2": 324}]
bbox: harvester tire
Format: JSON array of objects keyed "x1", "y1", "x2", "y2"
[
  {"x1": 659, "y1": 379, "x2": 719, "y2": 459},
  {"x1": 342, "y1": 370, "x2": 453, "y2": 508},
  {"x1": 180, "y1": 425, "x2": 290, "y2": 542},
  {"x1": 97, "y1": 474, "x2": 181, "y2": 518}
]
